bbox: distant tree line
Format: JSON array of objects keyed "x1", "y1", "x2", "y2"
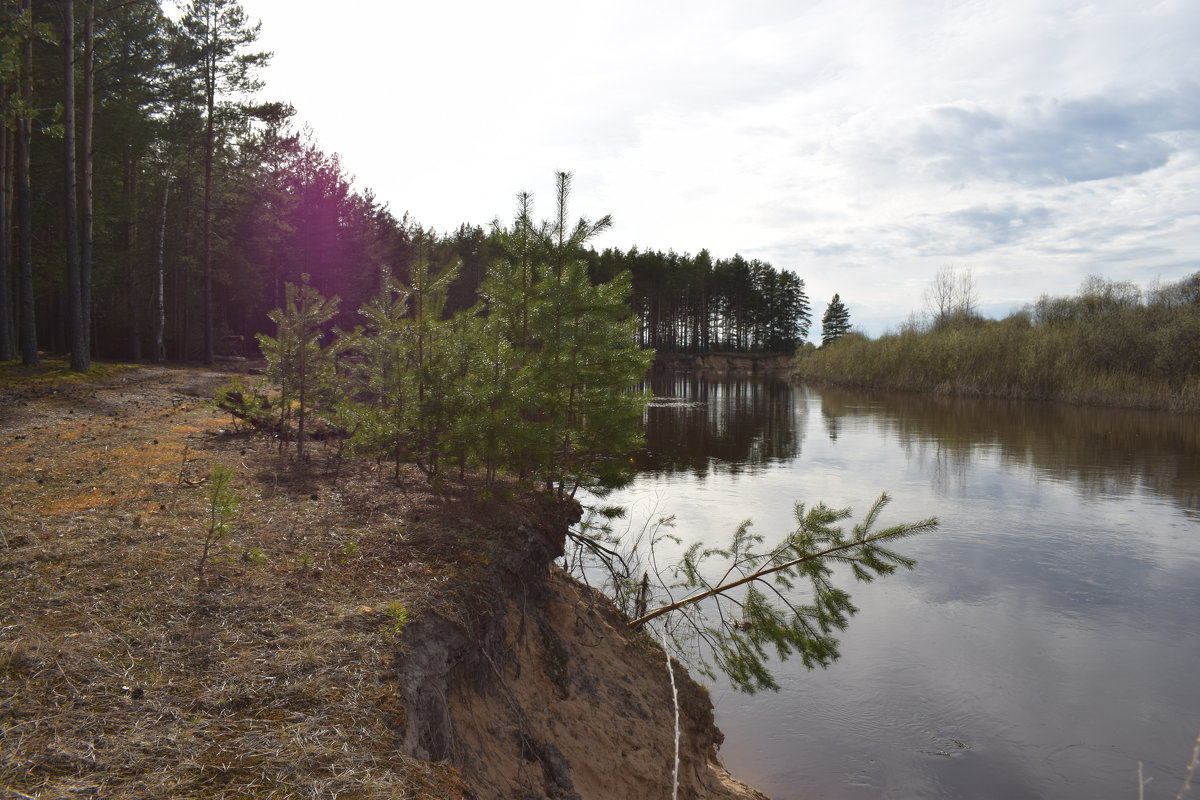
[
  {"x1": 796, "y1": 273, "x2": 1200, "y2": 410},
  {"x1": 587, "y1": 248, "x2": 811, "y2": 353},
  {"x1": 0, "y1": 0, "x2": 813, "y2": 371}
]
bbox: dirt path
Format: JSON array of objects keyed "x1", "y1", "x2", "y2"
[{"x1": 1, "y1": 367, "x2": 235, "y2": 529}]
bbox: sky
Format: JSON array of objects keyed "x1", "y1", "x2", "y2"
[{"x1": 232, "y1": 0, "x2": 1199, "y2": 338}]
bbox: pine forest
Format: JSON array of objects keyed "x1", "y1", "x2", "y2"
[{"x1": 0, "y1": 0, "x2": 813, "y2": 372}]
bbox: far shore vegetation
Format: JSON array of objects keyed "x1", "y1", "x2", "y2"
[{"x1": 796, "y1": 271, "x2": 1200, "y2": 412}]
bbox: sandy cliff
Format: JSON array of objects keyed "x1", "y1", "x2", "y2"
[{"x1": 396, "y1": 497, "x2": 768, "y2": 800}]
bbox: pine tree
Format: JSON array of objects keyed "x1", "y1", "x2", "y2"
[
  {"x1": 342, "y1": 250, "x2": 468, "y2": 481},
  {"x1": 173, "y1": 0, "x2": 269, "y2": 364},
  {"x1": 478, "y1": 190, "x2": 546, "y2": 478},
  {"x1": 79, "y1": 0, "x2": 94, "y2": 360},
  {"x1": 14, "y1": 0, "x2": 35, "y2": 365},
  {"x1": 484, "y1": 172, "x2": 652, "y2": 495},
  {"x1": 821, "y1": 293, "x2": 850, "y2": 345},
  {"x1": 0, "y1": 0, "x2": 21, "y2": 361},
  {"x1": 338, "y1": 271, "x2": 413, "y2": 478},
  {"x1": 256, "y1": 276, "x2": 340, "y2": 458},
  {"x1": 62, "y1": 0, "x2": 87, "y2": 371},
  {"x1": 404, "y1": 244, "x2": 462, "y2": 477},
  {"x1": 251, "y1": 173, "x2": 651, "y2": 493},
  {"x1": 449, "y1": 310, "x2": 514, "y2": 484}
]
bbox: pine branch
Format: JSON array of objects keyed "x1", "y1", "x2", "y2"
[{"x1": 630, "y1": 508, "x2": 937, "y2": 630}]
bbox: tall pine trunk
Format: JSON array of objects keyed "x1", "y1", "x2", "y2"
[
  {"x1": 201, "y1": 20, "x2": 215, "y2": 365},
  {"x1": 81, "y1": 0, "x2": 94, "y2": 358},
  {"x1": 63, "y1": 0, "x2": 87, "y2": 372},
  {"x1": 0, "y1": 82, "x2": 12, "y2": 362},
  {"x1": 155, "y1": 176, "x2": 168, "y2": 363},
  {"x1": 182, "y1": 183, "x2": 192, "y2": 360},
  {"x1": 124, "y1": 154, "x2": 141, "y2": 360},
  {"x1": 16, "y1": 0, "x2": 36, "y2": 366},
  {"x1": 175, "y1": 180, "x2": 193, "y2": 360}
]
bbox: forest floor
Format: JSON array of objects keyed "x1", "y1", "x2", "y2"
[{"x1": 0, "y1": 360, "x2": 476, "y2": 799}]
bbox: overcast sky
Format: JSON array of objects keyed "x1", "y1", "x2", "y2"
[{"x1": 233, "y1": 0, "x2": 1198, "y2": 337}]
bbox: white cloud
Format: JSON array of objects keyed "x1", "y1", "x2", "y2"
[
  {"x1": 237, "y1": 0, "x2": 1200, "y2": 337},
  {"x1": 906, "y1": 86, "x2": 1200, "y2": 186}
]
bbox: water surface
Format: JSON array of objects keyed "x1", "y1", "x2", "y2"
[{"x1": 601, "y1": 375, "x2": 1200, "y2": 800}]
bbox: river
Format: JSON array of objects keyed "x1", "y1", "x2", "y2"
[{"x1": 597, "y1": 374, "x2": 1200, "y2": 800}]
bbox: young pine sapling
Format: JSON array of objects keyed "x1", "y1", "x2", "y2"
[{"x1": 198, "y1": 464, "x2": 238, "y2": 581}]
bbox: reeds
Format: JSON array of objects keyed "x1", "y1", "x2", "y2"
[{"x1": 796, "y1": 276, "x2": 1200, "y2": 412}]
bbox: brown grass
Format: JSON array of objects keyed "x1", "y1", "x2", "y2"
[
  {"x1": 0, "y1": 356, "x2": 136, "y2": 390},
  {"x1": 0, "y1": 365, "x2": 473, "y2": 799}
]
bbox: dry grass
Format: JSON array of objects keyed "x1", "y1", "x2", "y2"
[
  {"x1": 0, "y1": 356, "x2": 136, "y2": 390},
  {"x1": 0, "y1": 365, "x2": 473, "y2": 799}
]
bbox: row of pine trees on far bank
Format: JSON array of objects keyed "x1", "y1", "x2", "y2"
[{"x1": 0, "y1": 0, "x2": 815, "y2": 372}]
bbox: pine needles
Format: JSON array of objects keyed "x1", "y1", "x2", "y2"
[{"x1": 627, "y1": 493, "x2": 937, "y2": 693}]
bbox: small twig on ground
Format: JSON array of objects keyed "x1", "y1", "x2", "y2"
[
  {"x1": 0, "y1": 504, "x2": 15, "y2": 548},
  {"x1": 3, "y1": 788, "x2": 40, "y2": 799},
  {"x1": 55, "y1": 655, "x2": 80, "y2": 694}
]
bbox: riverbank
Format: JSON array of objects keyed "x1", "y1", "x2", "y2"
[
  {"x1": 0, "y1": 363, "x2": 765, "y2": 799},
  {"x1": 793, "y1": 327, "x2": 1200, "y2": 412},
  {"x1": 653, "y1": 351, "x2": 793, "y2": 375},
  {"x1": 794, "y1": 276, "x2": 1200, "y2": 412}
]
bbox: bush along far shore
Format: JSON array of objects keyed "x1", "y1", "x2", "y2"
[{"x1": 793, "y1": 273, "x2": 1200, "y2": 412}]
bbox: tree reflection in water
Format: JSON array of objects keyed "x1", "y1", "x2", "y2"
[{"x1": 636, "y1": 374, "x2": 806, "y2": 477}]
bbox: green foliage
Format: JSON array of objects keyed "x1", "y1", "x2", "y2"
[
  {"x1": 198, "y1": 464, "x2": 238, "y2": 579},
  {"x1": 173, "y1": 0, "x2": 270, "y2": 102},
  {"x1": 796, "y1": 272, "x2": 1200, "y2": 409},
  {"x1": 384, "y1": 600, "x2": 409, "y2": 635},
  {"x1": 481, "y1": 172, "x2": 652, "y2": 495},
  {"x1": 256, "y1": 275, "x2": 342, "y2": 457},
  {"x1": 339, "y1": 244, "x2": 465, "y2": 476},
  {"x1": 643, "y1": 493, "x2": 937, "y2": 694},
  {"x1": 8, "y1": 0, "x2": 813, "y2": 371},
  {"x1": 214, "y1": 375, "x2": 273, "y2": 431},
  {"x1": 336, "y1": 272, "x2": 414, "y2": 475},
  {"x1": 568, "y1": 493, "x2": 938, "y2": 693},
  {"x1": 403, "y1": 249, "x2": 465, "y2": 476},
  {"x1": 253, "y1": 174, "x2": 651, "y2": 494},
  {"x1": 820, "y1": 294, "x2": 851, "y2": 345}
]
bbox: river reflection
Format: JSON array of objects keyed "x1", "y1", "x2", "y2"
[
  {"x1": 607, "y1": 375, "x2": 1200, "y2": 800},
  {"x1": 639, "y1": 374, "x2": 806, "y2": 476},
  {"x1": 817, "y1": 386, "x2": 1200, "y2": 517}
]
